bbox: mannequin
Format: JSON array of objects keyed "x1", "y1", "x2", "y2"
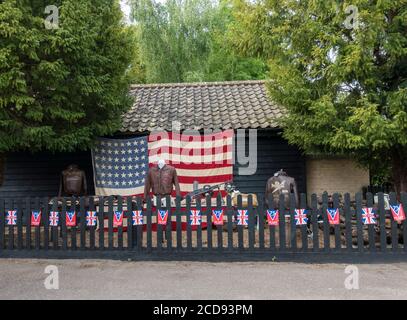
[
  {"x1": 58, "y1": 164, "x2": 88, "y2": 197},
  {"x1": 144, "y1": 159, "x2": 181, "y2": 199},
  {"x1": 265, "y1": 169, "x2": 299, "y2": 208}
]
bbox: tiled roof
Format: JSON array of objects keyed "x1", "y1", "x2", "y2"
[{"x1": 121, "y1": 80, "x2": 284, "y2": 133}]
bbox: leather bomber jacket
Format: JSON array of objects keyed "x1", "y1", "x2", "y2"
[{"x1": 144, "y1": 165, "x2": 181, "y2": 198}]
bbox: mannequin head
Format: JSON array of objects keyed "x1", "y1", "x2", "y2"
[{"x1": 157, "y1": 158, "x2": 166, "y2": 170}]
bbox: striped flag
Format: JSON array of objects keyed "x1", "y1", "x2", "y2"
[{"x1": 92, "y1": 130, "x2": 233, "y2": 197}]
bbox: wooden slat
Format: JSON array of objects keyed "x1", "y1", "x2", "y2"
[
  {"x1": 136, "y1": 197, "x2": 144, "y2": 252},
  {"x1": 196, "y1": 197, "x2": 203, "y2": 251},
  {"x1": 186, "y1": 196, "x2": 192, "y2": 251},
  {"x1": 61, "y1": 198, "x2": 67, "y2": 250},
  {"x1": 42, "y1": 197, "x2": 49, "y2": 250},
  {"x1": 156, "y1": 196, "x2": 162, "y2": 252},
  {"x1": 70, "y1": 197, "x2": 77, "y2": 250},
  {"x1": 25, "y1": 198, "x2": 31, "y2": 250},
  {"x1": 206, "y1": 195, "x2": 212, "y2": 250},
  {"x1": 16, "y1": 199, "x2": 23, "y2": 250},
  {"x1": 355, "y1": 192, "x2": 364, "y2": 252},
  {"x1": 389, "y1": 192, "x2": 399, "y2": 252},
  {"x1": 401, "y1": 193, "x2": 407, "y2": 252},
  {"x1": 108, "y1": 196, "x2": 114, "y2": 250},
  {"x1": 176, "y1": 196, "x2": 182, "y2": 251},
  {"x1": 80, "y1": 197, "x2": 86, "y2": 250},
  {"x1": 289, "y1": 193, "x2": 297, "y2": 251},
  {"x1": 34, "y1": 198, "x2": 40, "y2": 250},
  {"x1": 377, "y1": 192, "x2": 387, "y2": 252},
  {"x1": 300, "y1": 193, "x2": 308, "y2": 252},
  {"x1": 311, "y1": 194, "x2": 319, "y2": 252},
  {"x1": 166, "y1": 195, "x2": 172, "y2": 251},
  {"x1": 322, "y1": 192, "x2": 330, "y2": 252},
  {"x1": 146, "y1": 196, "x2": 152, "y2": 252},
  {"x1": 89, "y1": 197, "x2": 96, "y2": 250},
  {"x1": 366, "y1": 193, "x2": 376, "y2": 252},
  {"x1": 257, "y1": 196, "x2": 265, "y2": 250},
  {"x1": 344, "y1": 193, "x2": 353, "y2": 252},
  {"x1": 332, "y1": 193, "x2": 341, "y2": 251},
  {"x1": 216, "y1": 193, "x2": 223, "y2": 251},
  {"x1": 126, "y1": 197, "x2": 133, "y2": 250},
  {"x1": 268, "y1": 195, "x2": 276, "y2": 251},
  {"x1": 117, "y1": 196, "x2": 123, "y2": 250},
  {"x1": 99, "y1": 197, "x2": 105, "y2": 250},
  {"x1": 0, "y1": 198, "x2": 4, "y2": 250},
  {"x1": 278, "y1": 194, "x2": 286, "y2": 251},
  {"x1": 226, "y1": 196, "x2": 233, "y2": 251},
  {"x1": 237, "y1": 195, "x2": 243, "y2": 250},
  {"x1": 248, "y1": 195, "x2": 255, "y2": 250}
]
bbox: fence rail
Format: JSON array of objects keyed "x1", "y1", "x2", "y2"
[{"x1": 0, "y1": 192, "x2": 406, "y2": 256}]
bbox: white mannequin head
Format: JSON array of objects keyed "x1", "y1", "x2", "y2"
[{"x1": 157, "y1": 158, "x2": 166, "y2": 169}]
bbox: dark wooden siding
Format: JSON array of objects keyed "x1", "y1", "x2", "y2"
[
  {"x1": 0, "y1": 130, "x2": 305, "y2": 200},
  {"x1": 0, "y1": 151, "x2": 94, "y2": 199},
  {"x1": 233, "y1": 130, "x2": 306, "y2": 198}
]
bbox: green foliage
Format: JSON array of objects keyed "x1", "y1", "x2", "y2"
[
  {"x1": 0, "y1": 0, "x2": 136, "y2": 152},
  {"x1": 129, "y1": 0, "x2": 267, "y2": 83},
  {"x1": 229, "y1": 0, "x2": 407, "y2": 189}
]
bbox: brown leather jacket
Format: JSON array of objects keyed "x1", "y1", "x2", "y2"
[
  {"x1": 144, "y1": 165, "x2": 181, "y2": 198},
  {"x1": 265, "y1": 172, "x2": 299, "y2": 209},
  {"x1": 58, "y1": 165, "x2": 87, "y2": 197}
]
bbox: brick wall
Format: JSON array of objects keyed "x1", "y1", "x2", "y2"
[{"x1": 306, "y1": 157, "x2": 369, "y2": 199}]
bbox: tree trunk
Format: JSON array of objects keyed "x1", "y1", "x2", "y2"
[{"x1": 391, "y1": 150, "x2": 407, "y2": 195}]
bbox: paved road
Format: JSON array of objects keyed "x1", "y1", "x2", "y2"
[{"x1": 0, "y1": 259, "x2": 406, "y2": 299}]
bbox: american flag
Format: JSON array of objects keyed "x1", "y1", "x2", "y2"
[
  {"x1": 294, "y1": 209, "x2": 308, "y2": 226},
  {"x1": 92, "y1": 130, "x2": 233, "y2": 197}
]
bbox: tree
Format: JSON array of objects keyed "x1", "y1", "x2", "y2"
[
  {"x1": 0, "y1": 0, "x2": 136, "y2": 153},
  {"x1": 129, "y1": 0, "x2": 267, "y2": 83},
  {"x1": 229, "y1": 0, "x2": 407, "y2": 193}
]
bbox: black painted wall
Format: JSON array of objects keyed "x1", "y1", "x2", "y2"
[
  {"x1": 0, "y1": 151, "x2": 94, "y2": 199},
  {"x1": 0, "y1": 130, "x2": 305, "y2": 200},
  {"x1": 233, "y1": 130, "x2": 306, "y2": 198}
]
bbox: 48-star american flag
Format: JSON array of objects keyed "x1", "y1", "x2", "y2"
[{"x1": 92, "y1": 130, "x2": 233, "y2": 197}]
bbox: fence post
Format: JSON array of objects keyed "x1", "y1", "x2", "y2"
[
  {"x1": 186, "y1": 196, "x2": 192, "y2": 252},
  {"x1": 279, "y1": 194, "x2": 286, "y2": 252},
  {"x1": 196, "y1": 197, "x2": 203, "y2": 252},
  {"x1": 99, "y1": 196, "x2": 105, "y2": 250},
  {"x1": 389, "y1": 192, "x2": 399, "y2": 252},
  {"x1": 126, "y1": 196, "x2": 133, "y2": 251},
  {"x1": 25, "y1": 198, "x2": 31, "y2": 250},
  {"x1": 176, "y1": 195, "x2": 182, "y2": 251},
  {"x1": 146, "y1": 196, "x2": 152, "y2": 253},
  {"x1": 156, "y1": 196, "x2": 162, "y2": 252},
  {"x1": 248, "y1": 195, "x2": 255, "y2": 251},
  {"x1": 289, "y1": 193, "x2": 297, "y2": 251},
  {"x1": 61, "y1": 198, "x2": 67, "y2": 251},
  {"x1": 332, "y1": 193, "x2": 341, "y2": 252},
  {"x1": 216, "y1": 193, "x2": 223, "y2": 252},
  {"x1": 117, "y1": 196, "x2": 123, "y2": 250},
  {"x1": 401, "y1": 192, "x2": 407, "y2": 252},
  {"x1": 311, "y1": 194, "x2": 319, "y2": 252},
  {"x1": 89, "y1": 197, "x2": 96, "y2": 250},
  {"x1": 136, "y1": 197, "x2": 144, "y2": 252},
  {"x1": 42, "y1": 197, "x2": 49, "y2": 251},
  {"x1": 355, "y1": 192, "x2": 364, "y2": 253},
  {"x1": 34, "y1": 198, "x2": 40, "y2": 250},
  {"x1": 377, "y1": 192, "x2": 387, "y2": 252},
  {"x1": 206, "y1": 195, "x2": 212, "y2": 250},
  {"x1": 226, "y1": 195, "x2": 233, "y2": 251},
  {"x1": 300, "y1": 193, "x2": 308, "y2": 252},
  {"x1": 0, "y1": 198, "x2": 4, "y2": 250},
  {"x1": 268, "y1": 194, "x2": 276, "y2": 251},
  {"x1": 237, "y1": 195, "x2": 243, "y2": 251},
  {"x1": 344, "y1": 193, "x2": 353, "y2": 252},
  {"x1": 257, "y1": 196, "x2": 265, "y2": 250},
  {"x1": 166, "y1": 195, "x2": 172, "y2": 252},
  {"x1": 80, "y1": 197, "x2": 86, "y2": 250},
  {"x1": 71, "y1": 197, "x2": 77, "y2": 250},
  {"x1": 16, "y1": 199, "x2": 23, "y2": 250},
  {"x1": 366, "y1": 193, "x2": 376, "y2": 252},
  {"x1": 108, "y1": 196, "x2": 114, "y2": 250},
  {"x1": 322, "y1": 192, "x2": 330, "y2": 252}
]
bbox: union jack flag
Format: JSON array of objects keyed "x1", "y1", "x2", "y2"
[
  {"x1": 267, "y1": 210, "x2": 279, "y2": 226},
  {"x1": 6, "y1": 210, "x2": 17, "y2": 226},
  {"x1": 294, "y1": 209, "x2": 308, "y2": 226},
  {"x1": 327, "y1": 208, "x2": 340, "y2": 225},
  {"x1": 390, "y1": 204, "x2": 406, "y2": 223},
  {"x1": 212, "y1": 209, "x2": 224, "y2": 226},
  {"x1": 49, "y1": 211, "x2": 59, "y2": 227},
  {"x1": 361, "y1": 208, "x2": 376, "y2": 225},
  {"x1": 190, "y1": 210, "x2": 201, "y2": 226},
  {"x1": 66, "y1": 211, "x2": 76, "y2": 227},
  {"x1": 86, "y1": 211, "x2": 97, "y2": 227},
  {"x1": 114, "y1": 211, "x2": 124, "y2": 227},
  {"x1": 132, "y1": 210, "x2": 143, "y2": 226},
  {"x1": 158, "y1": 210, "x2": 168, "y2": 225},
  {"x1": 31, "y1": 211, "x2": 41, "y2": 227},
  {"x1": 237, "y1": 210, "x2": 249, "y2": 226}
]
